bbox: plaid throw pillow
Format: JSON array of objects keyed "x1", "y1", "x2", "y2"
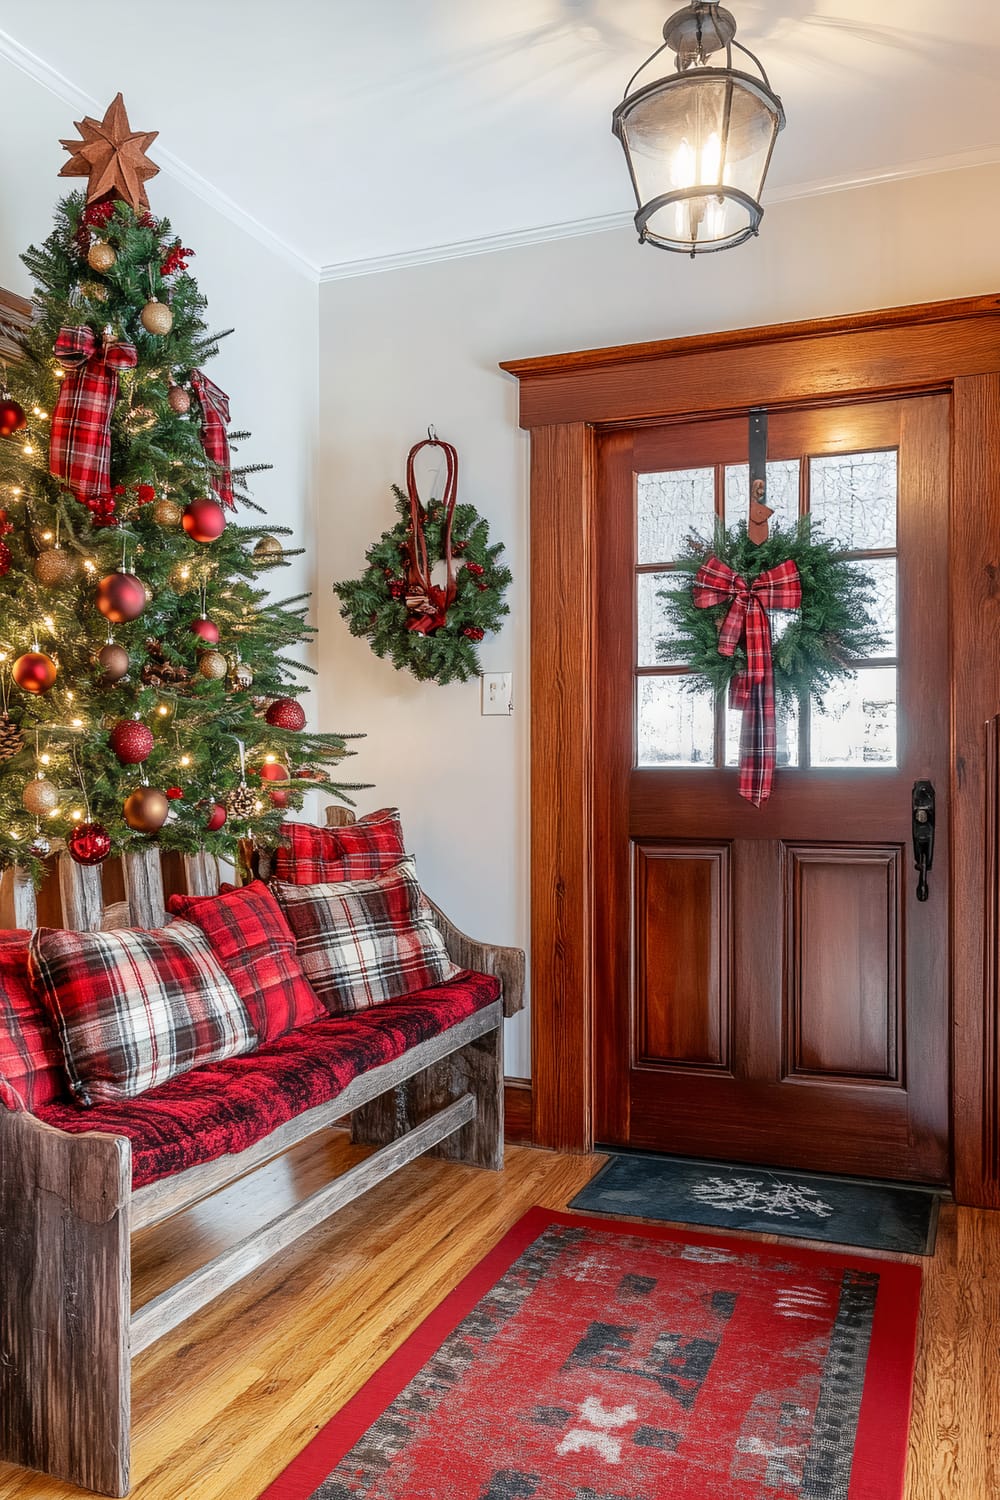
[
  {"x1": 29, "y1": 922, "x2": 257, "y2": 1106},
  {"x1": 0, "y1": 931, "x2": 66, "y2": 1111},
  {"x1": 274, "y1": 858, "x2": 458, "y2": 1015},
  {"x1": 168, "y1": 879, "x2": 326, "y2": 1043},
  {"x1": 272, "y1": 808, "x2": 405, "y2": 885}
]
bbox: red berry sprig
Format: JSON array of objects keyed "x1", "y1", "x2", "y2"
[
  {"x1": 0, "y1": 508, "x2": 13, "y2": 536},
  {"x1": 160, "y1": 242, "x2": 194, "y2": 276},
  {"x1": 466, "y1": 561, "x2": 485, "y2": 576},
  {"x1": 462, "y1": 626, "x2": 485, "y2": 641},
  {"x1": 82, "y1": 203, "x2": 116, "y2": 227}
]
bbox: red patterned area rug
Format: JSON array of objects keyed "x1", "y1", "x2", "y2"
[{"x1": 259, "y1": 1208, "x2": 921, "y2": 1500}]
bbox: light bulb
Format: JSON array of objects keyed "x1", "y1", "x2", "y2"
[
  {"x1": 41, "y1": 531, "x2": 53, "y2": 543},
  {"x1": 40, "y1": 753, "x2": 50, "y2": 766},
  {"x1": 701, "y1": 131, "x2": 722, "y2": 183},
  {"x1": 47, "y1": 808, "x2": 60, "y2": 819},
  {"x1": 265, "y1": 753, "x2": 276, "y2": 763},
  {"x1": 22, "y1": 443, "x2": 34, "y2": 456},
  {"x1": 671, "y1": 137, "x2": 696, "y2": 189},
  {"x1": 180, "y1": 754, "x2": 191, "y2": 767},
  {"x1": 157, "y1": 705, "x2": 169, "y2": 716},
  {"x1": 71, "y1": 809, "x2": 83, "y2": 822}
]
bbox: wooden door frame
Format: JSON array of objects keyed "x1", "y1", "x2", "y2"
[{"x1": 501, "y1": 292, "x2": 1000, "y2": 1207}]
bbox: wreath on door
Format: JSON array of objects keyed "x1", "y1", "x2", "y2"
[{"x1": 334, "y1": 436, "x2": 512, "y2": 686}]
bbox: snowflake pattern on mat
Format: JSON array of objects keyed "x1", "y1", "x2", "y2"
[{"x1": 688, "y1": 1176, "x2": 836, "y2": 1220}]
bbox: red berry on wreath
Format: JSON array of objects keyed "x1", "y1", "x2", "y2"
[
  {"x1": 136, "y1": 483, "x2": 156, "y2": 504},
  {"x1": 383, "y1": 567, "x2": 394, "y2": 578},
  {"x1": 109, "y1": 719, "x2": 154, "y2": 765},
  {"x1": 466, "y1": 562, "x2": 485, "y2": 576},
  {"x1": 264, "y1": 697, "x2": 306, "y2": 730},
  {"x1": 462, "y1": 626, "x2": 485, "y2": 641},
  {"x1": 389, "y1": 582, "x2": 405, "y2": 598},
  {"x1": 453, "y1": 540, "x2": 468, "y2": 553},
  {"x1": 165, "y1": 786, "x2": 184, "y2": 800},
  {"x1": 477, "y1": 582, "x2": 489, "y2": 592},
  {"x1": 0, "y1": 541, "x2": 10, "y2": 578}
]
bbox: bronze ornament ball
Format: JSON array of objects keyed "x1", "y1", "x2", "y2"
[
  {"x1": 33, "y1": 547, "x2": 78, "y2": 589},
  {"x1": 152, "y1": 497, "x2": 183, "y2": 527},
  {"x1": 197, "y1": 649, "x2": 228, "y2": 681},
  {"x1": 12, "y1": 651, "x2": 58, "y2": 694},
  {"x1": 86, "y1": 242, "x2": 116, "y2": 273},
  {"x1": 167, "y1": 384, "x2": 191, "y2": 415},
  {"x1": 22, "y1": 777, "x2": 59, "y2": 816},
  {"x1": 96, "y1": 571, "x2": 146, "y2": 623},
  {"x1": 98, "y1": 642, "x2": 130, "y2": 682},
  {"x1": 123, "y1": 786, "x2": 169, "y2": 833},
  {"x1": 140, "y1": 298, "x2": 173, "y2": 336},
  {"x1": 183, "y1": 495, "x2": 226, "y2": 543},
  {"x1": 253, "y1": 534, "x2": 283, "y2": 561}
]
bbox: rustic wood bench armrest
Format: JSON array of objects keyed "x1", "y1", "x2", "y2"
[{"x1": 425, "y1": 895, "x2": 526, "y2": 1018}]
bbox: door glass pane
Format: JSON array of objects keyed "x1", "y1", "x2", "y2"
[
  {"x1": 724, "y1": 459, "x2": 800, "y2": 531},
  {"x1": 637, "y1": 467, "x2": 715, "y2": 564},
  {"x1": 809, "y1": 450, "x2": 897, "y2": 549},
  {"x1": 726, "y1": 697, "x2": 799, "y2": 768},
  {"x1": 847, "y1": 556, "x2": 897, "y2": 655},
  {"x1": 637, "y1": 676, "x2": 715, "y2": 767},
  {"x1": 810, "y1": 666, "x2": 897, "y2": 767},
  {"x1": 637, "y1": 571, "x2": 683, "y2": 666}
]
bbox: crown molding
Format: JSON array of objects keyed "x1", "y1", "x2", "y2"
[{"x1": 0, "y1": 28, "x2": 321, "y2": 283}]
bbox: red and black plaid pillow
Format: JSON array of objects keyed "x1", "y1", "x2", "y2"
[
  {"x1": 272, "y1": 808, "x2": 405, "y2": 885},
  {"x1": 273, "y1": 858, "x2": 458, "y2": 1015},
  {"x1": 167, "y1": 879, "x2": 325, "y2": 1043},
  {"x1": 29, "y1": 922, "x2": 258, "y2": 1106},
  {"x1": 0, "y1": 931, "x2": 66, "y2": 1111}
]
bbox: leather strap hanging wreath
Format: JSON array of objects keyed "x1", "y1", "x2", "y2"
[{"x1": 334, "y1": 434, "x2": 511, "y2": 685}]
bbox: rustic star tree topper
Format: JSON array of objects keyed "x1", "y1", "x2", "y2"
[{"x1": 59, "y1": 92, "x2": 159, "y2": 212}]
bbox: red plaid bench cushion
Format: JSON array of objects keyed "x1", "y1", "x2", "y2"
[
  {"x1": 29, "y1": 922, "x2": 257, "y2": 1106},
  {"x1": 274, "y1": 858, "x2": 458, "y2": 1015},
  {"x1": 0, "y1": 931, "x2": 65, "y2": 1111},
  {"x1": 272, "y1": 808, "x2": 405, "y2": 884},
  {"x1": 167, "y1": 879, "x2": 325, "y2": 1043}
]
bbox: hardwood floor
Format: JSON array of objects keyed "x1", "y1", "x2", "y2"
[{"x1": 0, "y1": 1137, "x2": 996, "y2": 1498}]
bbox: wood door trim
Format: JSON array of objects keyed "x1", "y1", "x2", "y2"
[{"x1": 509, "y1": 295, "x2": 1000, "y2": 1202}]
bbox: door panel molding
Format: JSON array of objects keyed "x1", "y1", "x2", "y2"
[{"x1": 509, "y1": 294, "x2": 1000, "y2": 1204}]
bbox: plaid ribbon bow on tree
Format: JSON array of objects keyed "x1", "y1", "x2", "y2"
[
  {"x1": 190, "y1": 369, "x2": 233, "y2": 508},
  {"x1": 693, "y1": 555, "x2": 802, "y2": 806},
  {"x1": 49, "y1": 326, "x2": 137, "y2": 499}
]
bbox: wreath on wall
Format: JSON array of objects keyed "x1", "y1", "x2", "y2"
[
  {"x1": 658, "y1": 519, "x2": 886, "y2": 804},
  {"x1": 334, "y1": 437, "x2": 512, "y2": 686}
]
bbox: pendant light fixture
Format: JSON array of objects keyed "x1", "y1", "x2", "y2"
[{"x1": 612, "y1": 2, "x2": 785, "y2": 257}]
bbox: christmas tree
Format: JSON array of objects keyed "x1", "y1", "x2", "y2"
[{"x1": 0, "y1": 95, "x2": 360, "y2": 880}]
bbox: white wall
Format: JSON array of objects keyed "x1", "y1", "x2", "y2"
[{"x1": 318, "y1": 161, "x2": 1000, "y2": 1078}]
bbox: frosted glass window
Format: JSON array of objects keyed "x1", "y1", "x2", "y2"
[
  {"x1": 810, "y1": 667, "x2": 897, "y2": 767},
  {"x1": 846, "y1": 557, "x2": 897, "y2": 656},
  {"x1": 726, "y1": 697, "x2": 799, "y2": 768},
  {"x1": 724, "y1": 460, "x2": 800, "y2": 531},
  {"x1": 637, "y1": 572, "x2": 683, "y2": 667},
  {"x1": 637, "y1": 468, "x2": 715, "y2": 565},
  {"x1": 810, "y1": 451, "x2": 897, "y2": 550},
  {"x1": 636, "y1": 677, "x2": 715, "y2": 767}
]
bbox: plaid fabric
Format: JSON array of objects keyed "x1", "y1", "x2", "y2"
[
  {"x1": 49, "y1": 326, "x2": 138, "y2": 499},
  {"x1": 167, "y1": 879, "x2": 326, "y2": 1043},
  {"x1": 190, "y1": 368, "x2": 233, "y2": 507},
  {"x1": 274, "y1": 858, "x2": 458, "y2": 1015},
  {"x1": 0, "y1": 931, "x2": 66, "y2": 1112},
  {"x1": 37, "y1": 971, "x2": 500, "y2": 1188},
  {"x1": 273, "y1": 808, "x2": 405, "y2": 885},
  {"x1": 28, "y1": 922, "x2": 257, "y2": 1106},
  {"x1": 693, "y1": 555, "x2": 802, "y2": 807}
]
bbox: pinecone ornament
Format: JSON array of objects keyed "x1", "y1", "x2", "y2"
[
  {"x1": 0, "y1": 713, "x2": 23, "y2": 762},
  {"x1": 225, "y1": 782, "x2": 258, "y2": 820},
  {"x1": 141, "y1": 639, "x2": 192, "y2": 690}
]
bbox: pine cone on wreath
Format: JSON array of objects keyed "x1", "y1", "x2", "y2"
[{"x1": 0, "y1": 713, "x2": 24, "y2": 762}]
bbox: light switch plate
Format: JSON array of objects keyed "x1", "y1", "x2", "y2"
[{"x1": 481, "y1": 671, "x2": 513, "y2": 716}]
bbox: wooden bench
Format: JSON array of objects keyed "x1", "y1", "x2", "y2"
[{"x1": 0, "y1": 825, "x2": 524, "y2": 1497}]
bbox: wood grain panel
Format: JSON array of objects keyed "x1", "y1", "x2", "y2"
[
  {"x1": 503, "y1": 1079, "x2": 533, "y2": 1144},
  {"x1": 634, "y1": 844, "x2": 731, "y2": 1069},
  {"x1": 785, "y1": 845, "x2": 900, "y2": 1082}
]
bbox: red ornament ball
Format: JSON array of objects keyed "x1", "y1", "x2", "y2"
[
  {"x1": 258, "y1": 761, "x2": 289, "y2": 783},
  {"x1": 205, "y1": 802, "x2": 227, "y2": 832},
  {"x1": 0, "y1": 398, "x2": 26, "y2": 436},
  {"x1": 96, "y1": 571, "x2": 146, "y2": 623},
  {"x1": 123, "y1": 786, "x2": 169, "y2": 833},
  {"x1": 0, "y1": 540, "x2": 10, "y2": 578},
  {"x1": 68, "y1": 821, "x2": 112, "y2": 867},
  {"x1": 190, "y1": 616, "x2": 220, "y2": 644},
  {"x1": 12, "y1": 651, "x2": 58, "y2": 694},
  {"x1": 165, "y1": 787, "x2": 184, "y2": 800},
  {"x1": 182, "y1": 496, "x2": 226, "y2": 543},
  {"x1": 269, "y1": 788, "x2": 290, "y2": 808},
  {"x1": 109, "y1": 719, "x2": 154, "y2": 765},
  {"x1": 264, "y1": 697, "x2": 306, "y2": 731}
]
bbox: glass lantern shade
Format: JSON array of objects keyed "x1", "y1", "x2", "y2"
[{"x1": 613, "y1": 67, "x2": 784, "y2": 255}]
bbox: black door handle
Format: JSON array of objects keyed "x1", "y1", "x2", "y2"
[{"x1": 912, "y1": 780, "x2": 935, "y2": 902}]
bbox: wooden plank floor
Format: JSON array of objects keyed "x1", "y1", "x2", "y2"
[{"x1": 0, "y1": 1137, "x2": 996, "y2": 1499}]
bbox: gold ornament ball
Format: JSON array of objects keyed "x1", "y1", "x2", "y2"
[
  {"x1": 22, "y1": 777, "x2": 59, "y2": 816},
  {"x1": 228, "y1": 659, "x2": 253, "y2": 691},
  {"x1": 123, "y1": 786, "x2": 169, "y2": 834},
  {"x1": 198, "y1": 649, "x2": 228, "y2": 681},
  {"x1": 33, "y1": 547, "x2": 78, "y2": 589},
  {"x1": 152, "y1": 497, "x2": 183, "y2": 528},
  {"x1": 80, "y1": 281, "x2": 108, "y2": 303},
  {"x1": 140, "y1": 298, "x2": 173, "y2": 336},
  {"x1": 167, "y1": 384, "x2": 190, "y2": 415},
  {"x1": 253, "y1": 534, "x2": 283, "y2": 561},
  {"x1": 87, "y1": 242, "x2": 117, "y2": 273}
]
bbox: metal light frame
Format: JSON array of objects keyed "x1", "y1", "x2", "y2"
[{"x1": 612, "y1": 2, "x2": 785, "y2": 257}]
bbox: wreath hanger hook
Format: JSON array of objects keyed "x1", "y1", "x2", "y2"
[{"x1": 427, "y1": 424, "x2": 438, "y2": 444}]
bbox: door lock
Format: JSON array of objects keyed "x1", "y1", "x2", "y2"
[{"x1": 912, "y1": 780, "x2": 935, "y2": 902}]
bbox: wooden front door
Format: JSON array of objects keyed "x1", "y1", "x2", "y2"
[{"x1": 593, "y1": 395, "x2": 949, "y2": 1183}]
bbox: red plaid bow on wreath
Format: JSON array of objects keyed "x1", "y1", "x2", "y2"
[
  {"x1": 49, "y1": 326, "x2": 137, "y2": 499},
  {"x1": 693, "y1": 555, "x2": 802, "y2": 806},
  {"x1": 190, "y1": 369, "x2": 233, "y2": 508}
]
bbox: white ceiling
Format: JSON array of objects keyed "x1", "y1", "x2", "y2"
[{"x1": 2, "y1": 0, "x2": 1000, "y2": 279}]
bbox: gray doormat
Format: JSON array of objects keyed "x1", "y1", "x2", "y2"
[{"x1": 569, "y1": 1152, "x2": 942, "y2": 1254}]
